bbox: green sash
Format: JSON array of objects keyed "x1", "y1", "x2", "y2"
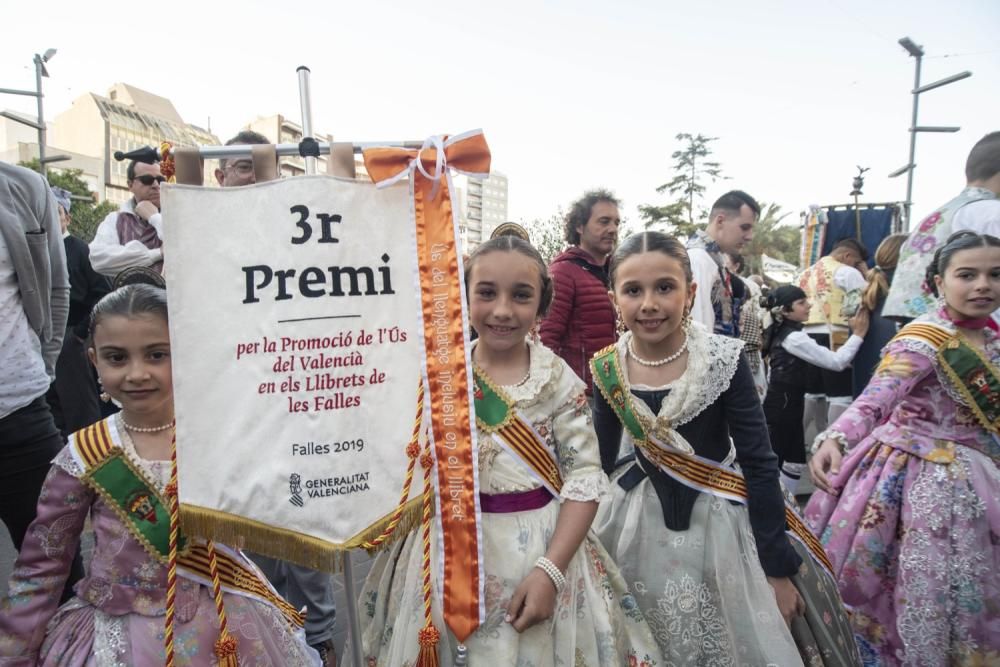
[
  {"x1": 939, "y1": 337, "x2": 1000, "y2": 435},
  {"x1": 72, "y1": 420, "x2": 186, "y2": 562},
  {"x1": 473, "y1": 367, "x2": 563, "y2": 494},
  {"x1": 72, "y1": 420, "x2": 305, "y2": 628}
]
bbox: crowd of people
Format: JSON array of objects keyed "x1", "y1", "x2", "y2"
[{"x1": 0, "y1": 130, "x2": 997, "y2": 666}]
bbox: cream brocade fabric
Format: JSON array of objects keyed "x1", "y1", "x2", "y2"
[{"x1": 359, "y1": 341, "x2": 663, "y2": 667}]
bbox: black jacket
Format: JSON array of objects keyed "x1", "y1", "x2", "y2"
[{"x1": 593, "y1": 353, "x2": 802, "y2": 578}]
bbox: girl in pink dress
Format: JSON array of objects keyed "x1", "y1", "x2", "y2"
[
  {"x1": 807, "y1": 231, "x2": 1000, "y2": 665},
  {"x1": 0, "y1": 284, "x2": 318, "y2": 666}
]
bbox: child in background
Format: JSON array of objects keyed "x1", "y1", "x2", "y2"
[{"x1": 760, "y1": 284, "x2": 869, "y2": 494}]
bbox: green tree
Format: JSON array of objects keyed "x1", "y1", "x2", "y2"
[
  {"x1": 19, "y1": 159, "x2": 116, "y2": 242},
  {"x1": 640, "y1": 133, "x2": 725, "y2": 238},
  {"x1": 523, "y1": 210, "x2": 566, "y2": 264},
  {"x1": 742, "y1": 202, "x2": 802, "y2": 276}
]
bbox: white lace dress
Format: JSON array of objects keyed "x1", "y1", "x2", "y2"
[
  {"x1": 593, "y1": 330, "x2": 804, "y2": 667},
  {"x1": 358, "y1": 341, "x2": 663, "y2": 667}
]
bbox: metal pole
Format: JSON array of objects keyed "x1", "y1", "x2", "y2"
[
  {"x1": 294, "y1": 66, "x2": 364, "y2": 667},
  {"x1": 171, "y1": 141, "x2": 423, "y2": 160},
  {"x1": 297, "y1": 66, "x2": 316, "y2": 176},
  {"x1": 340, "y1": 551, "x2": 364, "y2": 667},
  {"x1": 903, "y1": 53, "x2": 922, "y2": 230},
  {"x1": 34, "y1": 55, "x2": 46, "y2": 178}
]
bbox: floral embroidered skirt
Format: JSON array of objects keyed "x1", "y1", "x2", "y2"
[
  {"x1": 358, "y1": 499, "x2": 663, "y2": 666},
  {"x1": 806, "y1": 441, "x2": 1000, "y2": 666},
  {"x1": 594, "y1": 475, "x2": 805, "y2": 667},
  {"x1": 36, "y1": 587, "x2": 317, "y2": 666}
]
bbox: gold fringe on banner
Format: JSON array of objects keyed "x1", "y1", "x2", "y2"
[
  {"x1": 181, "y1": 384, "x2": 430, "y2": 570},
  {"x1": 180, "y1": 499, "x2": 426, "y2": 573}
]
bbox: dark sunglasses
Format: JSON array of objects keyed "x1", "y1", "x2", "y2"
[{"x1": 134, "y1": 174, "x2": 166, "y2": 186}]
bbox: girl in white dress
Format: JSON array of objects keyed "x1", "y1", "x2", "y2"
[{"x1": 359, "y1": 236, "x2": 662, "y2": 666}]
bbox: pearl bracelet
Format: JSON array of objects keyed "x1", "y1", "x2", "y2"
[{"x1": 534, "y1": 556, "x2": 566, "y2": 591}]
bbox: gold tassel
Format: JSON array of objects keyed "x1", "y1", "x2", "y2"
[
  {"x1": 413, "y1": 436, "x2": 440, "y2": 667},
  {"x1": 414, "y1": 622, "x2": 441, "y2": 667},
  {"x1": 214, "y1": 632, "x2": 238, "y2": 666}
]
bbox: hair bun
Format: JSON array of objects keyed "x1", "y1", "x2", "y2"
[{"x1": 113, "y1": 266, "x2": 166, "y2": 290}]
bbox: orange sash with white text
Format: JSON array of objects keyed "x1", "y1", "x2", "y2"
[{"x1": 365, "y1": 132, "x2": 490, "y2": 641}]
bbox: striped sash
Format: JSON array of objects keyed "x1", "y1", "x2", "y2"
[
  {"x1": 473, "y1": 368, "x2": 563, "y2": 495},
  {"x1": 895, "y1": 322, "x2": 1000, "y2": 439},
  {"x1": 590, "y1": 345, "x2": 835, "y2": 577},
  {"x1": 71, "y1": 420, "x2": 304, "y2": 628}
]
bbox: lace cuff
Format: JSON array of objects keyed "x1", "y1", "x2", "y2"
[
  {"x1": 811, "y1": 429, "x2": 849, "y2": 455},
  {"x1": 53, "y1": 444, "x2": 85, "y2": 478},
  {"x1": 559, "y1": 469, "x2": 610, "y2": 503}
]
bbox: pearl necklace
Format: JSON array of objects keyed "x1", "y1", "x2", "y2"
[
  {"x1": 627, "y1": 335, "x2": 688, "y2": 367},
  {"x1": 121, "y1": 417, "x2": 176, "y2": 433}
]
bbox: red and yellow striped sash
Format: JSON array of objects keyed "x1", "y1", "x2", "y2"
[{"x1": 71, "y1": 420, "x2": 303, "y2": 629}]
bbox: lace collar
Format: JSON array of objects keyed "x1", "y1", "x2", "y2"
[
  {"x1": 615, "y1": 324, "x2": 744, "y2": 429},
  {"x1": 471, "y1": 339, "x2": 560, "y2": 408}
]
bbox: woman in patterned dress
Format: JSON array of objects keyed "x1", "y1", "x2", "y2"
[{"x1": 808, "y1": 231, "x2": 1000, "y2": 665}]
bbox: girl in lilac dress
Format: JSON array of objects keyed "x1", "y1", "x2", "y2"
[
  {"x1": 0, "y1": 284, "x2": 318, "y2": 666},
  {"x1": 807, "y1": 231, "x2": 1000, "y2": 666}
]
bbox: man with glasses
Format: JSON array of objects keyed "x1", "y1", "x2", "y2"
[
  {"x1": 214, "y1": 130, "x2": 268, "y2": 187},
  {"x1": 89, "y1": 160, "x2": 166, "y2": 279}
]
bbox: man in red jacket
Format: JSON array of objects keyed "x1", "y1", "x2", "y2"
[{"x1": 540, "y1": 189, "x2": 620, "y2": 396}]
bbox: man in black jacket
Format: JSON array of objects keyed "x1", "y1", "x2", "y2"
[{"x1": 46, "y1": 187, "x2": 111, "y2": 437}]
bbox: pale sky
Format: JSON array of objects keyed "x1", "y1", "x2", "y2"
[{"x1": 3, "y1": 0, "x2": 998, "y2": 233}]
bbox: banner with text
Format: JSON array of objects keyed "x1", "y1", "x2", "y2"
[{"x1": 163, "y1": 175, "x2": 422, "y2": 570}]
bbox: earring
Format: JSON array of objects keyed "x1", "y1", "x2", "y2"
[
  {"x1": 615, "y1": 308, "x2": 626, "y2": 336},
  {"x1": 99, "y1": 382, "x2": 111, "y2": 403},
  {"x1": 528, "y1": 320, "x2": 540, "y2": 344},
  {"x1": 682, "y1": 310, "x2": 692, "y2": 333}
]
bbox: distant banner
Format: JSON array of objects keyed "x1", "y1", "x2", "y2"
[{"x1": 163, "y1": 175, "x2": 424, "y2": 570}]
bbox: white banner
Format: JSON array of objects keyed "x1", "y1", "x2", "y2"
[{"x1": 162, "y1": 175, "x2": 422, "y2": 565}]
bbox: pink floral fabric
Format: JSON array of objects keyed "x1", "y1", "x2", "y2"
[{"x1": 805, "y1": 316, "x2": 1000, "y2": 666}]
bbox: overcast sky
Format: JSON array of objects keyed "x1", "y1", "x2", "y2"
[{"x1": 3, "y1": 0, "x2": 998, "y2": 231}]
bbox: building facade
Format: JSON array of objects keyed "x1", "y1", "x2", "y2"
[
  {"x1": 455, "y1": 171, "x2": 509, "y2": 250},
  {"x1": 51, "y1": 83, "x2": 219, "y2": 203}
]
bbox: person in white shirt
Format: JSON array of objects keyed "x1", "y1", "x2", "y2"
[
  {"x1": 884, "y1": 131, "x2": 1000, "y2": 323},
  {"x1": 761, "y1": 285, "x2": 869, "y2": 494},
  {"x1": 0, "y1": 161, "x2": 82, "y2": 598},
  {"x1": 89, "y1": 160, "x2": 165, "y2": 279},
  {"x1": 797, "y1": 238, "x2": 869, "y2": 427},
  {"x1": 686, "y1": 190, "x2": 760, "y2": 337}
]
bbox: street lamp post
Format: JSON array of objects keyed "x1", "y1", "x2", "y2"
[
  {"x1": 0, "y1": 48, "x2": 57, "y2": 177},
  {"x1": 889, "y1": 37, "x2": 971, "y2": 230}
]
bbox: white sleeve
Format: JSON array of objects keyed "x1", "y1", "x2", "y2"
[
  {"x1": 952, "y1": 199, "x2": 1000, "y2": 238},
  {"x1": 148, "y1": 212, "x2": 164, "y2": 241},
  {"x1": 688, "y1": 249, "x2": 717, "y2": 329},
  {"x1": 835, "y1": 265, "x2": 867, "y2": 293},
  {"x1": 781, "y1": 330, "x2": 864, "y2": 371},
  {"x1": 89, "y1": 211, "x2": 163, "y2": 277}
]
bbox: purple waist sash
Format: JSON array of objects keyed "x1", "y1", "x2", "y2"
[{"x1": 479, "y1": 487, "x2": 553, "y2": 513}]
